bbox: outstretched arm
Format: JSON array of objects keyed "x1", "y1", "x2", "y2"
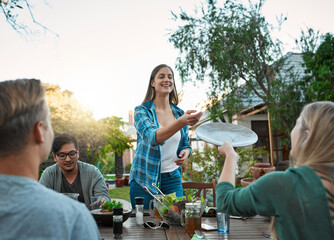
[
  {"x1": 155, "y1": 110, "x2": 202, "y2": 143},
  {"x1": 218, "y1": 142, "x2": 239, "y2": 187}
]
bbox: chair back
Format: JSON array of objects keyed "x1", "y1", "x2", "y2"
[{"x1": 182, "y1": 179, "x2": 216, "y2": 207}]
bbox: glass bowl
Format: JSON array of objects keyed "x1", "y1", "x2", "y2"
[{"x1": 155, "y1": 198, "x2": 207, "y2": 225}]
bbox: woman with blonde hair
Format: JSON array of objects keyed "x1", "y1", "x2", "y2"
[{"x1": 216, "y1": 101, "x2": 334, "y2": 239}]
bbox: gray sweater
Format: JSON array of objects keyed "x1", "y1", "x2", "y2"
[{"x1": 39, "y1": 161, "x2": 110, "y2": 208}]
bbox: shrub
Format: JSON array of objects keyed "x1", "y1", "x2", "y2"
[
  {"x1": 94, "y1": 152, "x2": 115, "y2": 176},
  {"x1": 124, "y1": 163, "x2": 132, "y2": 174},
  {"x1": 183, "y1": 146, "x2": 268, "y2": 182}
]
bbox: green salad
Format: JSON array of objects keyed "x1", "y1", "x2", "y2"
[
  {"x1": 159, "y1": 192, "x2": 205, "y2": 213},
  {"x1": 156, "y1": 192, "x2": 206, "y2": 225},
  {"x1": 161, "y1": 192, "x2": 205, "y2": 204},
  {"x1": 101, "y1": 200, "x2": 123, "y2": 212}
]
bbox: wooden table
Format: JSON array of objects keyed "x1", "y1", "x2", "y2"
[{"x1": 99, "y1": 215, "x2": 270, "y2": 240}]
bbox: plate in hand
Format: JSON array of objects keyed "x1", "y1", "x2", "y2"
[{"x1": 195, "y1": 122, "x2": 258, "y2": 147}]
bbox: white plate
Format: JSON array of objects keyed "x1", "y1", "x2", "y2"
[{"x1": 195, "y1": 122, "x2": 258, "y2": 147}]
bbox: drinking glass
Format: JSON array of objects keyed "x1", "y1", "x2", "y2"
[{"x1": 217, "y1": 212, "x2": 230, "y2": 233}]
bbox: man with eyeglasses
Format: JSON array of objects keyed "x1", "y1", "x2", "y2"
[
  {"x1": 40, "y1": 133, "x2": 110, "y2": 209},
  {"x1": 0, "y1": 79, "x2": 100, "y2": 239}
]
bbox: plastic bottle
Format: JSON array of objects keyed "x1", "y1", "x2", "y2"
[
  {"x1": 135, "y1": 197, "x2": 144, "y2": 225},
  {"x1": 113, "y1": 207, "x2": 123, "y2": 239}
]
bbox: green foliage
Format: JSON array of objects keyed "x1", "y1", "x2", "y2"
[
  {"x1": 169, "y1": 0, "x2": 320, "y2": 147},
  {"x1": 269, "y1": 73, "x2": 306, "y2": 141},
  {"x1": 45, "y1": 84, "x2": 132, "y2": 176},
  {"x1": 299, "y1": 31, "x2": 334, "y2": 101},
  {"x1": 124, "y1": 163, "x2": 132, "y2": 174},
  {"x1": 169, "y1": 0, "x2": 285, "y2": 110},
  {"x1": 99, "y1": 116, "x2": 133, "y2": 178},
  {"x1": 236, "y1": 147, "x2": 268, "y2": 177},
  {"x1": 94, "y1": 152, "x2": 115, "y2": 176},
  {"x1": 182, "y1": 146, "x2": 224, "y2": 183},
  {"x1": 100, "y1": 117, "x2": 133, "y2": 156},
  {"x1": 183, "y1": 145, "x2": 268, "y2": 182},
  {"x1": 46, "y1": 84, "x2": 108, "y2": 164},
  {"x1": 38, "y1": 169, "x2": 44, "y2": 180},
  {"x1": 101, "y1": 200, "x2": 123, "y2": 212}
]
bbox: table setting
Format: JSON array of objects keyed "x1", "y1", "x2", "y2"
[{"x1": 95, "y1": 122, "x2": 268, "y2": 239}]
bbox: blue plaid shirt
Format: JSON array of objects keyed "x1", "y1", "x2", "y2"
[{"x1": 129, "y1": 101, "x2": 191, "y2": 194}]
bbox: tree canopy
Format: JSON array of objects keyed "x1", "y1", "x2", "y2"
[
  {"x1": 99, "y1": 116, "x2": 133, "y2": 178},
  {"x1": 298, "y1": 31, "x2": 334, "y2": 101},
  {"x1": 169, "y1": 0, "x2": 332, "y2": 140},
  {"x1": 44, "y1": 84, "x2": 132, "y2": 176},
  {"x1": 45, "y1": 84, "x2": 105, "y2": 163}
]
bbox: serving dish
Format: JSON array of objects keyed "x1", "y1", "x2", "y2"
[
  {"x1": 90, "y1": 198, "x2": 132, "y2": 226},
  {"x1": 155, "y1": 199, "x2": 207, "y2": 226},
  {"x1": 196, "y1": 122, "x2": 258, "y2": 147}
]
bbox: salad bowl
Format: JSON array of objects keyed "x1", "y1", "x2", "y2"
[{"x1": 154, "y1": 194, "x2": 207, "y2": 225}]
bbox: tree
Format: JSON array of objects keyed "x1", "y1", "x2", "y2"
[
  {"x1": 0, "y1": 0, "x2": 57, "y2": 36},
  {"x1": 297, "y1": 30, "x2": 334, "y2": 101},
  {"x1": 99, "y1": 116, "x2": 133, "y2": 178},
  {"x1": 45, "y1": 84, "x2": 106, "y2": 163},
  {"x1": 44, "y1": 84, "x2": 133, "y2": 176},
  {"x1": 169, "y1": 0, "x2": 306, "y2": 139}
]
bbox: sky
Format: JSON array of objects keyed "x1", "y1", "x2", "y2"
[{"x1": 1, "y1": 0, "x2": 333, "y2": 121}]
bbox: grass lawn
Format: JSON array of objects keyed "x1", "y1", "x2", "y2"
[{"x1": 109, "y1": 186, "x2": 130, "y2": 202}]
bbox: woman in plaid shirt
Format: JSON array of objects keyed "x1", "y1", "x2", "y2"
[{"x1": 129, "y1": 64, "x2": 203, "y2": 209}]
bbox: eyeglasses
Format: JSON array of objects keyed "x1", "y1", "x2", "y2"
[
  {"x1": 143, "y1": 221, "x2": 170, "y2": 230},
  {"x1": 56, "y1": 150, "x2": 78, "y2": 160}
]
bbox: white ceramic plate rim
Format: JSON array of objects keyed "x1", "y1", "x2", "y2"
[{"x1": 195, "y1": 122, "x2": 258, "y2": 147}]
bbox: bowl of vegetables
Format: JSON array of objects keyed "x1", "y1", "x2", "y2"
[
  {"x1": 90, "y1": 198, "x2": 132, "y2": 226},
  {"x1": 154, "y1": 193, "x2": 207, "y2": 225}
]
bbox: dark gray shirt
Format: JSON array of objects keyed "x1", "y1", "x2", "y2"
[{"x1": 61, "y1": 171, "x2": 85, "y2": 203}]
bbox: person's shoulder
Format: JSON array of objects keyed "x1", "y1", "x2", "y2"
[
  {"x1": 286, "y1": 166, "x2": 321, "y2": 183},
  {"x1": 135, "y1": 101, "x2": 154, "y2": 112},
  {"x1": 281, "y1": 166, "x2": 316, "y2": 179},
  {"x1": 2, "y1": 179, "x2": 99, "y2": 238},
  {"x1": 252, "y1": 169, "x2": 292, "y2": 186},
  {"x1": 37, "y1": 185, "x2": 89, "y2": 214},
  {"x1": 255, "y1": 166, "x2": 314, "y2": 186},
  {"x1": 40, "y1": 164, "x2": 59, "y2": 178},
  {"x1": 78, "y1": 161, "x2": 99, "y2": 171},
  {"x1": 287, "y1": 165, "x2": 312, "y2": 174},
  {"x1": 39, "y1": 193, "x2": 100, "y2": 239},
  {"x1": 43, "y1": 163, "x2": 58, "y2": 171},
  {"x1": 134, "y1": 101, "x2": 155, "y2": 121}
]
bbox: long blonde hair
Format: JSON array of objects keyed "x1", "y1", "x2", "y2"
[
  {"x1": 295, "y1": 101, "x2": 334, "y2": 171},
  {"x1": 271, "y1": 101, "x2": 334, "y2": 240}
]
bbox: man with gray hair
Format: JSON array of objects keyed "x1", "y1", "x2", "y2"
[{"x1": 0, "y1": 79, "x2": 100, "y2": 240}]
